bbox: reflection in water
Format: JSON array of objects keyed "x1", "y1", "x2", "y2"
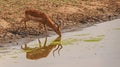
[{"x1": 21, "y1": 36, "x2": 62, "y2": 60}]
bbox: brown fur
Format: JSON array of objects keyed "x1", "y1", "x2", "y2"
[{"x1": 20, "y1": 9, "x2": 61, "y2": 36}]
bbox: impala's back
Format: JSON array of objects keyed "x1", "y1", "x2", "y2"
[{"x1": 24, "y1": 9, "x2": 61, "y2": 36}]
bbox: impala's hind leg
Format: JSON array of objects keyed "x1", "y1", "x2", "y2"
[{"x1": 20, "y1": 17, "x2": 29, "y2": 29}]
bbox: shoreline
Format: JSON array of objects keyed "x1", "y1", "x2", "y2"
[{"x1": 0, "y1": 16, "x2": 120, "y2": 47}]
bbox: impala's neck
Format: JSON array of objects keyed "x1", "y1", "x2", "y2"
[{"x1": 45, "y1": 15, "x2": 61, "y2": 36}]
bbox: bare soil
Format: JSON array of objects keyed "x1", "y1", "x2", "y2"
[{"x1": 0, "y1": 0, "x2": 120, "y2": 46}]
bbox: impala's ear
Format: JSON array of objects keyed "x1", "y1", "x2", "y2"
[
  {"x1": 57, "y1": 20, "x2": 62, "y2": 28},
  {"x1": 55, "y1": 20, "x2": 62, "y2": 36}
]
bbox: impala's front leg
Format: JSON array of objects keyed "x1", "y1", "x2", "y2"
[
  {"x1": 43, "y1": 25, "x2": 48, "y2": 47},
  {"x1": 38, "y1": 38, "x2": 42, "y2": 48},
  {"x1": 44, "y1": 25, "x2": 48, "y2": 37}
]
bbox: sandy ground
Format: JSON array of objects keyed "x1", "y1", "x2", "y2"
[
  {"x1": 0, "y1": 0, "x2": 120, "y2": 47},
  {"x1": 0, "y1": 19, "x2": 120, "y2": 67}
]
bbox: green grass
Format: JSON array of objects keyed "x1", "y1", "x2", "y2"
[
  {"x1": 83, "y1": 35, "x2": 104, "y2": 42},
  {"x1": 11, "y1": 56, "x2": 18, "y2": 58},
  {"x1": 62, "y1": 38, "x2": 78, "y2": 45},
  {"x1": 113, "y1": 28, "x2": 120, "y2": 30},
  {"x1": 0, "y1": 48, "x2": 7, "y2": 50}
]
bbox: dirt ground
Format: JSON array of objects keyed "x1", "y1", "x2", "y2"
[{"x1": 0, "y1": 0, "x2": 120, "y2": 46}]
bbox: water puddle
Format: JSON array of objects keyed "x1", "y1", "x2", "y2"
[
  {"x1": 74, "y1": 34, "x2": 90, "y2": 36},
  {"x1": 0, "y1": 34, "x2": 105, "y2": 60}
]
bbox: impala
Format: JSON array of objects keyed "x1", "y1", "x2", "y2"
[{"x1": 20, "y1": 9, "x2": 61, "y2": 36}]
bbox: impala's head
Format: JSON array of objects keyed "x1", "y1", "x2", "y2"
[
  {"x1": 56, "y1": 22, "x2": 62, "y2": 36},
  {"x1": 46, "y1": 16, "x2": 62, "y2": 36}
]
